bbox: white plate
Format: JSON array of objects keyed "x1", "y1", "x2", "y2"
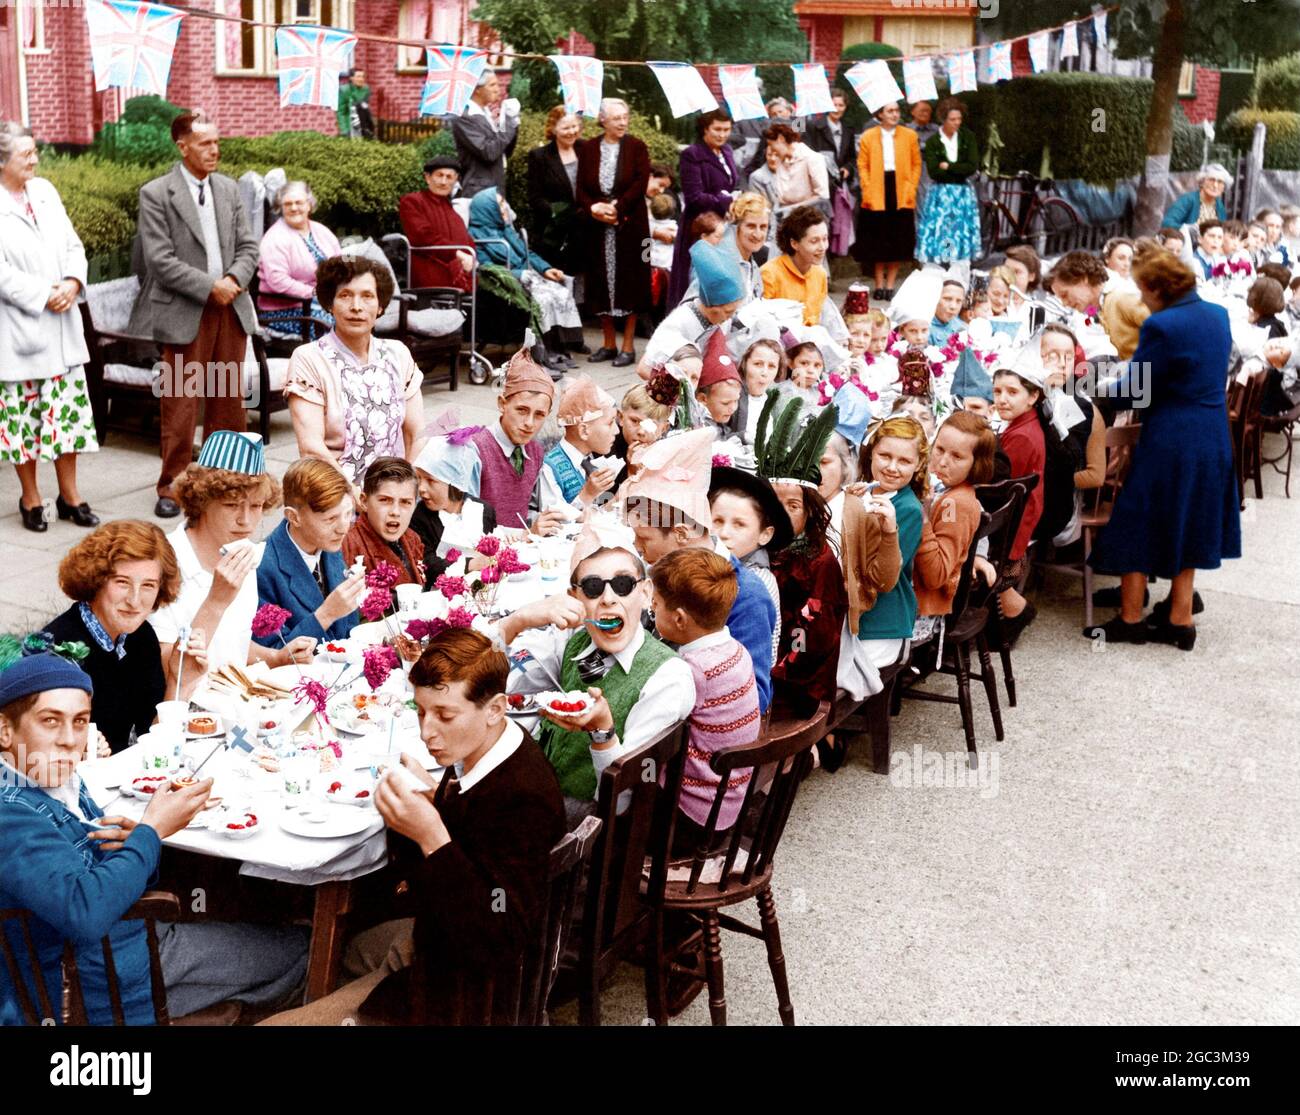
[
  {"x1": 321, "y1": 776, "x2": 375, "y2": 806},
  {"x1": 126, "y1": 775, "x2": 173, "y2": 800},
  {"x1": 280, "y1": 809, "x2": 381, "y2": 840},
  {"x1": 183, "y1": 718, "x2": 224, "y2": 739}
]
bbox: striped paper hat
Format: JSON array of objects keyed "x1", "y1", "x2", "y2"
[{"x1": 196, "y1": 430, "x2": 266, "y2": 475}]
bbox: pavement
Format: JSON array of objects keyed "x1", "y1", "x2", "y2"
[{"x1": 2, "y1": 316, "x2": 1296, "y2": 1029}]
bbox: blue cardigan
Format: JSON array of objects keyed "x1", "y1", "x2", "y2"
[
  {"x1": 0, "y1": 770, "x2": 162, "y2": 1025},
  {"x1": 254, "y1": 519, "x2": 358, "y2": 647},
  {"x1": 729, "y1": 555, "x2": 776, "y2": 713},
  {"x1": 1161, "y1": 189, "x2": 1225, "y2": 229}
]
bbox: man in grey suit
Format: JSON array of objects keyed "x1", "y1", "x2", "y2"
[
  {"x1": 449, "y1": 70, "x2": 519, "y2": 198},
  {"x1": 128, "y1": 112, "x2": 259, "y2": 518}
]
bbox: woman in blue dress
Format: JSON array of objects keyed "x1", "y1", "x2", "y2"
[
  {"x1": 1085, "y1": 246, "x2": 1241, "y2": 651},
  {"x1": 915, "y1": 98, "x2": 980, "y2": 268}
]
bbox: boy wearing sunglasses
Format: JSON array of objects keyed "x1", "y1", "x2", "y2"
[{"x1": 494, "y1": 519, "x2": 695, "y2": 813}]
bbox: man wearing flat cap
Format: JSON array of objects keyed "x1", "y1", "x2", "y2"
[{"x1": 398, "y1": 157, "x2": 477, "y2": 290}]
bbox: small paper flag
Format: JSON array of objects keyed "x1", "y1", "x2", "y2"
[
  {"x1": 1093, "y1": 10, "x2": 1108, "y2": 47},
  {"x1": 1061, "y1": 21, "x2": 1079, "y2": 59},
  {"x1": 551, "y1": 55, "x2": 603, "y2": 117},
  {"x1": 275, "y1": 25, "x2": 357, "y2": 109},
  {"x1": 791, "y1": 62, "x2": 834, "y2": 117},
  {"x1": 647, "y1": 61, "x2": 717, "y2": 117},
  {"x1": 947, "y1": 51, "x2": 977, "y2": 95},
  {"x1": 420, "y1": 44, "x2": 488, "y2": 117},
  {"x1": 84, "y1": 0, "x2": 183, "y2": 96},
  {"x1": 845, "y1": 60, "x2": 903, "y2": 115},
  {"x1": 1028, "y1": 31, "x2": 1050, "y2": 74},
  {"x1": 987, "y1": 41, "x2": 1013, "y2": 83},
  {"x1": 719, "y1": 64, "x2": 766, "y2": 121},
  {"x1": 902, "y1": 57, "x2": 938, "y2": 104}
]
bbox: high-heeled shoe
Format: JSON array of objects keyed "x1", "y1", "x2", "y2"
[
  {"x1": 56, "y1": 495, "x2": 100, "y2": 528},
  {"x1": 19, "y1": 498, "x2": 47, "y2": 533}
]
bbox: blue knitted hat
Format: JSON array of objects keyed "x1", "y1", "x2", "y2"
[
  {"x1": 691, "y1": 239, "x2": 745, "y2": 307},
  {"x1": 832, "y1": 382, "x2": 875, "y2": 447},
  {"x1": 0, "y1": 653, "x2": 93, "y2": 708}
]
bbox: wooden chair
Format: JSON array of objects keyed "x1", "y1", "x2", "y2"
[
  {"x1": 575, "y1": 721, "x2": 690, "y2": 1027},
  {"x1": 1227, "y1": 366, "x2": 1270, "y2": 506},
  {"x1": 1259, "y1": 398, "x2": 1300, "y2": 498},
  {"x1": 643, "y1": 702, "x2": 831, "y2": 1026},
  {"x1": 829, "y1": 659, "x2": 909, "y2": 775},
  {"x1": 975, "y1": 476, "x2": 1036, "y2": 708},
  {"x1": 2, "y1": 891, "x2": 239, "y2": 1025}
]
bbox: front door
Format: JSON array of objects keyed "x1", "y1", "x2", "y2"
[{"x1": 0, "y1": 5, "x2": 23, "y2": 126}]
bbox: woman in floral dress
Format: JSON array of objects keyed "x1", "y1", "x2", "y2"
[
  {"x1": 284, "y1": 256, "x2": 427, "y2": 489},
  {"x1": 916, "y1": 99, "x2": 981, "y2": 272}
]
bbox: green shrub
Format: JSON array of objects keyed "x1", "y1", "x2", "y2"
[
  {"x1": 1171, "y1": 106, "x2": 1205, "y2": 172},
  {"x1": 90, "y1": 95, "x2": 186, "y2": 165},
  {"x1": 1253, "y1": 53, "x2": 1300, "y2": 113},
  {"x1": 60, "y1": 193, "x2": 138, "y2": 258},
  {"x1": 1222, "y1": 108, "x2": 1300, "y2": 169},
  {"x1": 417, "y1": 128, "x2": 458, "y2": 166},
  {"x1": 118, "y1": 94, "x2": 186, "y2": 129}
]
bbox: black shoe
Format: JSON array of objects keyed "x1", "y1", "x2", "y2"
[
  {"x1": 556, "y1": 352, "x2": 577, "y2": 369},
  {"x1": 588, "y1": 347, "x2": 618, "y2": 363},
  {"x1": 1150, "y1": 592, "x2": 1205, "y2": 625},
  {"x1": 1092, "y1": 585, "x2": 1150, "y2": 610},
  {"x1": 18, "y1": 498, "x2": 47, "y2": 533},
  {"x1": 999, "y1": 601, "x2": 1037, "y2": 648},
  {"x1": 56, "y1": 495, "x2": 100, "y2": 528},
  {"x1": 611, "y1": 351, "x2": 636, "y2": 368},
  {"x1": 815, "y1": 736, "x2": 847, "y2": 774},
  {"x1": 1145, "y1": 616, "x2": 1197, "y2": 651},
  {"x1": 1082, "y1": 614, "x2": 1147, "y2": 644},
  {"x1": 570, "y1": 341, "x2": 592, "y2": 356},
  {"x1": 154, "y1": 497, "x2": 180, "y2": 518}
]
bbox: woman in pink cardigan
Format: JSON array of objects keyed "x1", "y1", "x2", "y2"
[{"x1": 256, "y1": 179, "x2": 342, "y2": 336}]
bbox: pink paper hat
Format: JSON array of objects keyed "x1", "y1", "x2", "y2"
[
  {"x1": 557, "y1": 375, "x2": 616, "y2": 427},
  {"x1": 568, "y1": 512, "x2": 642, "y2": 573},
  {"x1": 623, "y1": 427, "x2": 715, "y2": 530},
  {"x1": 502, "y1": 346, "x2": 556, "y2": 404}
]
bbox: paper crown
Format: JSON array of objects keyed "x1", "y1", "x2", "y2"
[
  {"x1": 557, "y1": 375, "x2": 615, "y2": 426},
  {"x1": 624, "y1": 427, "x2": 716, "y2": 529},
  {"x1": 888, "y1": 268, "x2": 945, "y2": 327},
  {"x1": 753, "y1": 389, "x2": 839, "y2": 489},
  {"x1": 691, "y1": 238, "x2": 746, "y2": 307},
  {"x1": 843, "y1": 284, "x2": 874, "y2": 317},
  {"x1": 502, "y1": 345, "x2": 556, "y2": 403},
  {"x1": 196, "y1": 430, "x2": 266, "y2": 475},
  {"x1": 697, "y1": 328, "x2": 742, "y2": 390},
  {"x1": 568, "y1": 511, "x2": 643, "y2": 574}
]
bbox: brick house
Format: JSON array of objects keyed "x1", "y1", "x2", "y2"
[{"x1": 0, "y1": 0, "x2": 506, "y2": 146}]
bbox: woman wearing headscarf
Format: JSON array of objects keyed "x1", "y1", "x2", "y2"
[
  {"x1": 410, "y1": 410, "x2": 498, "y2": 585},
  {"x1": 668, "y1": 108, "x2": 740, "y2": 307}
]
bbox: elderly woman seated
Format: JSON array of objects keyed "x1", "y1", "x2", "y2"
[
  {"x1": 148, "y1": 430, "x2": 316, "y2": 675},
  {"x1": 256, "y1": 179, "x2": 341, "y2": 336},
  {"x1": 39, "y1": 520, "x2": 206, "y2": 753},
  {"x1": 467, "y1": 186, "x2": 582, "y2": 368}
]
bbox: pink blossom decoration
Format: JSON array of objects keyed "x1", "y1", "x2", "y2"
[
  {"x1": 476, "y1": 535, "x2": 501, "y2": 557},
  {"x1": 446, "y1": 425, "x2": 483, "y2": 446},
  {"x1": 479, "y1": 564, "x2": 501, "y2": 585},
  {"x1": 405, "y1": 618, "x2": 433, "y2": 641},
  {"x1": 292, "y1": 677, "x2": 331, "y2": 723},
  {"x1": 712, "y1": 453, "x2": 732, "y2": 469},
  {"x1": 365, "y1": 561, "x2": 401, "y2": 591},
  {"x1": 362, "y1": 645, "x2": 400, "y2": 690},
  {"x1": 251, "y1": 603, "x2": 292, "y2": 639},
  {"x1": 435, "y1": 573, "x2": 467, "y2": 599},
  {"x1": 360, "y1": 587, "x2": 391, "y2": 622},
  {"x1": 445, "y1": 548, "x2": 462, "y2": 563},
  {"x1": 445, "y1": 606, "x2": 476, "y2": 629}
]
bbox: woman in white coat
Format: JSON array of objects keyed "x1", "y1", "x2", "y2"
[{"x1": 0, "y1": 121, "x2": 99, "y2": 532}]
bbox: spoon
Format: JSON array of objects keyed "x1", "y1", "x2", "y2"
[{"x1": 584, "y1": 618, "x2": 622, "y2": 631}]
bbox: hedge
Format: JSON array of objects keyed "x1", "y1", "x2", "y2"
[
  {"x1": 1171, "y1": 106, "x2": 1206, "y2": 173},
  {"x1": 1253, "y1": 53, "x2": 1300, "y2": 113},
  {"x1": 1222, "y1": 108, "x2": 1300, "y2": 169}
]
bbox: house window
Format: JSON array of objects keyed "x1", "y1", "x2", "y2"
[
  {"x1": 20, "y1": 0, "x2": 46, "y2": 52},
  {"x1": 216, "y1": 0, "x2": 354, "y2": 76},
  {"x1": 1177, "y1": 61, "x2": 1196, "y2": 98},
  {"x1": 399, "y1": 1, "x2": 468, "y2": 73}
]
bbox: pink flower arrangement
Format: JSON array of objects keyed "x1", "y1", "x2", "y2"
[
  {"x1": 445, "y1": 548, "x2": 461, "y2": 563},
  {"x1": 359, "y1": 587, "x2": 392, "y2": 623},
  {"x1": 292, "y1": 677, "x2": 331, "y2": 723},
  {"x1": 435, "y1": 573, "x2": 466, "y2": 599},
  {"x1": 365, "y1": 562, "x2": 401, "y2": 591},
  {"x1": 712, "y1": 453, "x2": 732, "y2": 469},
  {"x1": 1210, "y1": 262, "x2": 1229, "y2": 279},
  {"x1": 475, "y1": 535, "x2": 501, "y2": 558},
  {"x1": 445, "y1": 605, "x2": 476, "y2": 628},
  {"x1": 405, "y1": 618, "x2": 433, "y2": 641},
  {"x1": 362, "y1": 645, "x2": 400, "y2": 691},
  {"x1": 1229, "y1": 258, "x2": 1253, "y2": 275},
  {"x1": 498, "y1": 547, "x2": 528, "y2": 574},
  {"x1": 251, "y1": 603, "x2": 292, "y2": 640}
]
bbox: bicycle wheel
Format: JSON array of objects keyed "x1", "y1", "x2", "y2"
[
  {"x1": 982, "y1": 200, "x2": 1017, "y2": 257},
  {"x1": 1024, "y1": 197, "x2": 1080, "y2": 257}
]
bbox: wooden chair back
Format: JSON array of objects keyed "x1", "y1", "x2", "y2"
[
  {"x1": 1083, "y1": 423, "x2": 1143, "y2": 519},
  {"x1": 974, "y1": 476, "x2": 1035, "y2": 591},
  {"x1": 1, "y1": 907, "x2": 59, "y2": 1025}
]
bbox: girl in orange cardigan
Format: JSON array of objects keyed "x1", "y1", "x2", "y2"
[{"x1": 912, "y1": 411, "x2": 998, "y2": 644}]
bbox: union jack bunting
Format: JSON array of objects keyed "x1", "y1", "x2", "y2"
[
  {"x1": 275, "y1": 25, "x2": 357, "y2": 109},
  {"x1": 947, "y1": 51, "x2": 977, "y2": 95},
  {"x1": 84, "y1": 0, "x2": 184, "y2": 96},
  {"x1": 987, "y1": 41, "x2": 1013, "y2": 83},
  {"x1": 718, "y1": 65, "x2": 765, "y2": 121},
  {"x1": 790, "y1": 63, "x2": 833, "y2": 117},
  {"x1": 551, "y1": 55, "x2": 604, "y2": 117},
  {"x1": 420, "y1": 44, "x2": 489, "y2": 117}
]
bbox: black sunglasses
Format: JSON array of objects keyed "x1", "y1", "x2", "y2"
[{"x1": 571, "y1": 574, "x2": 642, "y2": 600}]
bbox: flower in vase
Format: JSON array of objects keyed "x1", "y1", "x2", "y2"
[
  {"x1": 435, "y1": 573, "x2": 467, "y2": 599},
  {"x1": 497, "y1": 548, "x2": 529, "y2": 575},
  {"x1": 251, "y1": 603, "x2": 292, "y2": 639},
  {"x1": 362, "y1": 645, "x2": 400, "y2": 690},
  {"x1": 365, "y1": 561, "x2": 401, "y2": 591},
  {"x1": 445, "y1": 606, "x2": 476, "y2": 629},
  {"x1": 405, "y1": 618, "x2": 433, "y2": 641},
  {"x1": 360, "y1": 587, "x2": 391, "y2": 623},
  {"x1": 479, "y1": 564, "x2": 501, "y2": 585},
  {"x1": 475, "y1": 535, "x2": 501, "y2": 558}
]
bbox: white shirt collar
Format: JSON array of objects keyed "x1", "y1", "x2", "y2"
[
  {"x1": 490, "y1": 420, "x2": 517, "y2": 459},
  {"x1": 42, "y1": 771, "x2": 90, "y2": 822},
  {"x1": 454, "y1": 717, "x2": 522, "y2": 792},
  {"x1": 677, "y1": 628, "x2": 733, "y2": 655},
  {"x1": 178, "y1": 163, "x2": 209, "y2": 190},
  {"x1": 609, "y1": 623, "x2": 646, "y2": 674},
  {"x1": 559, "y1": 438, "x2": 585, "y2": 468},
  {"x1": 169, "y1": 525, "x2": 203, "y2": 579},
  {"x1": 286, "y1": 525, "x2": 321, "y2": 572},
  {"x1": 464, "y1": 99, "x2": 495, "y2": 126}
]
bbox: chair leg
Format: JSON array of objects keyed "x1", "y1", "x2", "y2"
[
  {"x1": 976, "y1": 633, "x2": 1004, "y2": 742},
  {"x1": 955, "y1": 643, "x2": 977, "y2": 758},
  {"x1": 1082, "y1": 527, "x2": 1094, "y2": 630},
  {"x1": 867, "y1": 685, "x2": 893, "y2": 775},
  {"x1": 577, "y1": 951, "x2": 601, "y2": 1028},
  {"x1": 702, "y1": 910, "x2": 727, "y2": 1026},
  {"x1": 1252, "y1": 433, "x2": 1264, "y2": 501},
  {"x1": 643, "y1": 910, "x2": 668, "y2": 1027},
  {"x1": 757, "y1": 885, "x2": 795, "y2": 1026},
  {"x1": 994, "y1": 611, "x2": 1017, "y2": 708},
  {"x1": 450, "y1": 347, "x2": 459, "y2": 391}
]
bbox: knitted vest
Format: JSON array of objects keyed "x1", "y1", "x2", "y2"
[
  {"x1": 539, "y1": 629, "x2": 676, "y2": 801},
  {"x1": 471, "y1": 428, "x2": 544, "y2": 526},
  {"x1": 679, "y1": 638, "x2": 760, "y2": 830},
  {"x1": 543, "y1": 442, "x2": 585, "y2": 504}
]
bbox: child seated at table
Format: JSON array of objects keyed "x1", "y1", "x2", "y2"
[
  {"x1": 777, "y1": 341, "x2": 826, "y2": 409},
  {"x1": 930, "y1": 279, "x2": 967, "y2": 346},
  {"x1": 648, "y1": 548, "x2": 760, "y2": 847},
  {"x1": 612, "y1": 384, "x2": 672, "y2": 488},
  {"x1": 1193, "y1": 219, "x2": 1226, "y2": 282},
  {"x1": 342, "y1": 456, "x2": 426, "y2": 589},
  {"x1": 495, "y1": 519, "x2": 696, "y2": 817},
  {"x1": 541, "y1": 375, "x2": 620, "y2": 510},
  {"x1": 739, "y1": 338, "x2": 785, "y2": 445},
  {"x1": 262, "y1": 628, "x2": 567, "y2": 1026},
  {"x1": 694, "y1": 329, "x2": 745, "y2": 438},
  {"x1": 0, "y1": 652, "x2": 308, "y2": 1025}
]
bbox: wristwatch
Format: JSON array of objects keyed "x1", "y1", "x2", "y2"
[{"x1": 588, "y1": 728, "x2": 616, "y2": 745}]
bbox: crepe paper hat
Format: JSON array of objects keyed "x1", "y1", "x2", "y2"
[
  {"x1": 502, "y1": 345, "x2": 556, "y2": 404},
  {"x1": 697, "y1": 328, "x2": 742, "y2": 391},
  {"x1": 832, "y1": 382, "x2": 876, "y2": 446},
  {"x1": 413, "y1": 433, "x2": 482, "y2": 498},
  {"x1": 895, "y1": 348, "x2": 932, "y2": 398},
  {"x1": 843, "y1": 284, "x2": 874, "y2": 318},
  {"x1": 691, "y1": 238, "x2": 746, "y2": 308},
  {"x1": 568, "y1": 512, "x2": 644, "y2": 574},
  {"x1": 708, "y1": 465, "x2": 794, "y2": 553},
  {"x1": 0, "y1": 651, "x2": 93, "y2": 708},
  {"x1": 196, "y1": 430, "x2": 266, "y2": 475},
  {"x1": 1000, "y1": 332, "x2": 1048, "y2": 390},
  {"x1": 753, "y1": 388, "x2": 840, "y2": 489},
  {"x1": 951, "y1": 347, "x2": 994, "y2": 403},
  {"x1": 624, "y1": 427, "x2": 716, "y2": 529},
  {"x1": 557, "y1": 375, "x2": 616, "y2": 427},
  {"x1": 888, "y1": 268, "x2": 945, "y2": 327},
  {"x1": 779, "y1": 327, "x2": 801, "y2": 353}
]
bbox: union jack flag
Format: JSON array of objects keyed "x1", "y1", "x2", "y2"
[
  {"x1": 420, "y1": 45, "x2": 488, "y2": 117},
  {"x1": 275, "y1": 25, "x2": 357, "y2": 109},
  {"x1": 790, "y1": 63, "x2": 833, "y2": 117},
  {"x1": 84, "y1": 0, "x2": 184, "y2": 97},
  {"x1": 551, "y1": 55, "x2": 603, "y2": 118},
  {"x1": 718, "y1": 65, "x2": 765, "y2": 122}
]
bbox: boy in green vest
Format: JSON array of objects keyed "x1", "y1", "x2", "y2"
[{"x1": 494, "y1": 517, "x2": 695, "y2": 818}]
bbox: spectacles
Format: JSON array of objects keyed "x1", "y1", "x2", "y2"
[{"x1": 572, "y1": 575, "x2": 641, "y2": 600}]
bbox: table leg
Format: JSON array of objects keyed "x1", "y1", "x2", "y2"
[{"x1": 305, "y1": 879, "x2": 354, "y2": 1002}]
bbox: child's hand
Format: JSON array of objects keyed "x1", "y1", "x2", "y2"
[{"x1": 974, "y1": 556, "x2": 997, "y2": 587}]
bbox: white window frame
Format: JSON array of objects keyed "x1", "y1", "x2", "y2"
[
  {"x1": 216, "y1": 0, "x2": 354, "y2": 78},
  {"x1": 20, "y1": 0, "x2": 49, "y2": 55}
]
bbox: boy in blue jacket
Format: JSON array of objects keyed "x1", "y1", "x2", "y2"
[{"x1": 0, "y1": 653, "x2": 308, "y2": 1025}]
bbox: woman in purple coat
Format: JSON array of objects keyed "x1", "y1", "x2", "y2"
[{"x1": 667, "y1": 109, "x2": 740, "y2": 307}]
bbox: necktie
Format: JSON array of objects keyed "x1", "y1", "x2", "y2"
[
  {"x1": 312, "y1": 559, "x2": 328, "y2": 601},
  {"x1": 510, "y1": 446, "x2": 525, "y2": 477},
  {"x1": 197, "y1": 181, "x2": 205, "y2": 207}
]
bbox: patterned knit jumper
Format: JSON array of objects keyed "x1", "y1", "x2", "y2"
[
  {"x1": 543, "y1": 441, "x2": 585, "y2": 504},
  {"x1": 471, "y1": 427, "x2": 544, "y2": 527},
  {"x1": 679, "y1": 636, "x2": 761, "y2": 830}
]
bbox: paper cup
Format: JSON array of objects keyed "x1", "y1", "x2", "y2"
[
  {"x1": 156, "y1": 700, "x2": 189, "y2": 730},
  {"x1": 394, "y1": 584, "x2": 423, "y2": 612}
]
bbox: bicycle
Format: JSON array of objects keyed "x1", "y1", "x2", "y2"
[{"x1": 980, "y1": 172, "x2": 1081, "y2": 259}]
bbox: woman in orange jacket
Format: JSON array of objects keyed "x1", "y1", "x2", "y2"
[{"x1": 853, "y1": 101, "x2": 922, "y2": 302}]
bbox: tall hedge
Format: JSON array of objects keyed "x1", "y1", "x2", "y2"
[
  {"x1": 1253, "y1": 52, "x2": 1300, "y2": 113},
  {"x1": 1222, "y1": 108, "x2": 1300, "y2": 169}
]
